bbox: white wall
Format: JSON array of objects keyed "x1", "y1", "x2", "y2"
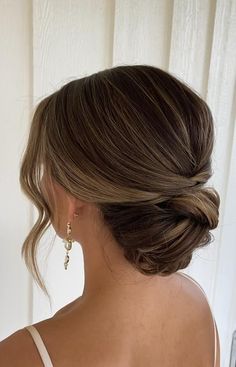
[
  {"x1": 0, "y1": 1, "x2": 235, "y2": 366},
  {"x1": 0, "y1": 0, "x2": 33, "y2": 337}
]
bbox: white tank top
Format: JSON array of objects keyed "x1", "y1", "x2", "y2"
[{"x1": 25, "y1": 272, "x2": 218, "y2": 367}]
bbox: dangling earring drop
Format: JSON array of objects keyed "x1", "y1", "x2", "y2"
[{"x1": 63, "y1": 222, "x2": 75, "y2": 270}]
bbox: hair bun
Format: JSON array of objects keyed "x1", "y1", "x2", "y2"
[
  {"x1": 101, "y1": 186, "x2": 220, "y2": 276},
  {"x1": 165, "y1": 187, "x2": 220, "y2": 229}
]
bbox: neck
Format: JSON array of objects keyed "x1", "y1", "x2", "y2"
[{"x1": 80, "y1": 233, "x2": 161, "y2": 305}]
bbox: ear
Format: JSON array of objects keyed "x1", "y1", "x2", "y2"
[{"x1": 66, "y1": 193, "x2": 83, "y2": 222}]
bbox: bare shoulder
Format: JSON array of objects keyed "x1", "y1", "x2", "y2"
[
  {"x1": 0, "y1": 297, "x2": 82, "y2": 367},
  {"x1": 53, "y1": 295, "x2": 82, "y2": 318},
  {"x1": 172, "y1": 272, "x2": 220, "y2": 367},
  {"x1": 0, "y1": 327, "x2": 43, "y2": 367}
]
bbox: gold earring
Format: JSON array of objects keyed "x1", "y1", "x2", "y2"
[{"x1": 63, "y1": 222, "x2": 75, "y2": 270}]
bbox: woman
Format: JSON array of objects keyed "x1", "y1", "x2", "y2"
[{"x1": 0, "y1": 65, "x2": 220, "y2": 366}]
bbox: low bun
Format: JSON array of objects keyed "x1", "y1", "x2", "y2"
[
  {"x1": 161, "y1": 187, "x2": 220, "y2": 229},
  {"x1": 99, "y1": 187, "x2": 220, "y2": 276}
]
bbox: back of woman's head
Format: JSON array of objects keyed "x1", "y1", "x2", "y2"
[{"x1": 19, "y1": 64, "x2": 220, "y2": 298}]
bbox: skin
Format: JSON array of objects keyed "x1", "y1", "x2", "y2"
[{"x1": 0, "y1": 175, "x2": 220, "y2": 366}]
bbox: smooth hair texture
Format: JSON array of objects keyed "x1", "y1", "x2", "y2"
[{"x1": 19, "y1": 64, "x2": 220, "y2": 302}]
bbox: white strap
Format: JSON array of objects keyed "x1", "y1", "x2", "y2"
[
  {"x1": 178, "y1": 271, "x2": 217, "y2": 367},
  {"x1": 25, "y1": 325, "x2": 53, "y2": 367}
]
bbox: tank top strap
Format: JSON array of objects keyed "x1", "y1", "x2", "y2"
[
  {"x1": 25, "y1": 325, "x2": 53, "y2": 367},
  {"x1": 177, "y1": 271, "x2": 218, "y2": 367}
]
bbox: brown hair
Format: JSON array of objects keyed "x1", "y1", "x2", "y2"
[{"x1": 19, "y1": 64, "x2": 220, "y2": 301}]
